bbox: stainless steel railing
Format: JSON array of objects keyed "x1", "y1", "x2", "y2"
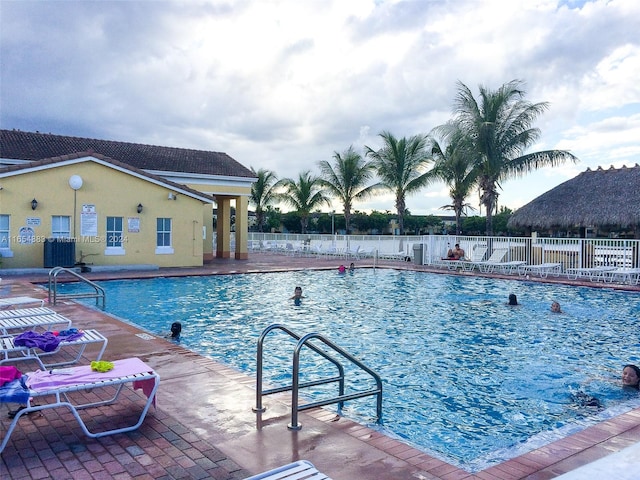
[
  {"x1": 48, "y1": 266, "x2": 106, "y2": 308},
  {"x1": 253, "y1": 323, "x2": 383, "y2": 430}
]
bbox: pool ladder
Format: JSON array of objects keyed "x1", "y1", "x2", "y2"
[
  {"x1": 47, "y1": 267, "x2": 106, "y2": 308},
  {"x1": 253, "y1": 323, "x2": 383, "y2": 430}
]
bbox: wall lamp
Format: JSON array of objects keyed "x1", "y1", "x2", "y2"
[
  {"x1": 137, "y1": 203, "x2": 143, "y2": 214},
  {"x1": 168, "y1": 192, "x2": 177, "y2": 200},
  {"x1": 31, "y1": 198, "x2": 38, "y2": 210}
]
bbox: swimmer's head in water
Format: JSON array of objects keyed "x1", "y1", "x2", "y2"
[{"x1": 170, "y1": 321, "x2": 182, "y2": 338}]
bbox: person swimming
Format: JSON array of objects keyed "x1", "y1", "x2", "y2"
[
  {"x1": 571, "y1": 390, "x2": 602, "y2": 408},
  {"x1": 507, "y1": 294, "x2": 518, "y2": 306},
  {"x1": 290, "y1": 286, "x2": 305, "y2": 305},
  {"x1": 290, "y1": 286, "x2": 303, "y2": 300},
  {"x1": 622, "y1": 364, "x2": 640, "y2": 389},
  {"x1": 165, "y1": 321, "x2": 182, "y2": 340},
  {"x1": 571, "y1": 364, "x2": 639, "y2": 409}
]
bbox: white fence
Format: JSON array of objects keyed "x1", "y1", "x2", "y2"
[{"x1": 245, "y1": 233, "x2": 640, "y2": 271}]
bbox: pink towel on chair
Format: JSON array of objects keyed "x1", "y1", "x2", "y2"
[
  {"x1": 0, "y1": 366, "x2": 22, "y2": 387},
  {"x1": 133, "y1": 379, "x2": 157, "y2": 407},
  {"x1": 26, "y1": 358, "x2": 157, "y2": 405}
]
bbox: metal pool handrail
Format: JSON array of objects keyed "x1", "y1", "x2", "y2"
[
  {"x1": 253, "y1": 323, "x2": 383, "y2": 430},
  {"x1": 48, "y1": 267, "x2": 106, "y2": 308}
]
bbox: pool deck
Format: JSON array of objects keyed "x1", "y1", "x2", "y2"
[{"x1": 1, "y1": 253, "x2": 639, "y2": 480}]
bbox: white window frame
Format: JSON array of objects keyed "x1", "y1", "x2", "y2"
[
  {"x1": 104, "y1": 216, "x2": 125, "y2": 256},
  {"x1": 155, "y1": 217, "x2": 174, "y2": 254},
  {"x1": 0, "y1": 214, "x2": 13, "y2": 258},
  {"x1": 51, "y1": 216, "x2": 71, "y2": 239}
]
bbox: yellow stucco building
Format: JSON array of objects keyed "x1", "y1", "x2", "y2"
[{"x1": 0, "y1": 130, "x2": 256, "y2": 269}]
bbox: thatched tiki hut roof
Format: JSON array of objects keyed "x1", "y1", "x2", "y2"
[{"x1": 508, "y1": 165, "x2": 640, "y2": 236}]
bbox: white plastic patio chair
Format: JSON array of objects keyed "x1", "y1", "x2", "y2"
[
  {"x1": 1, "y1": 329, "x2": 108, "y2": 370},
  {"x1": 0, "y1": 296, "x2": 46, "y2": 308},
  {"x1": 0, "y1": 312, "x2": 72, "y2": 335},
  {"x1": 244, "y1": 460, "x2": 331, "y2": 480},
  {"x1": 518, "y1": 262, "x2": 563, "y2": 278},
  {"x1": 474, "y1": 248, "x2": 509, "y2": 273},
  {"x1": 0, "y1": 357, "x2": 159, "y2": 454},
  {"x1": 457, "y1": 245, "x2": 488, "y2": 271},
  {"x1": 603, "y1": 267, "x2": 640, "y2": 285}
]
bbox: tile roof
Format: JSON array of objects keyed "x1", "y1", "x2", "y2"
[
  {"x1": 0, "y1": 151, "x2": 215, "y2": 202},
  {"x1": 0, "y1": 129, "x2": 256, "y2": 179}
]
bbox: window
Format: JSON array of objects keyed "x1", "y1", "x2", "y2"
[
  {"x1": 51, "y1": 216, "x2": 71, "y2": 238},
  {"x1": 0, "y1": 215, "x2": 9, "y2": 249},
  {"x1": 105, "y1": 216, "x2": 125, "y2": 256},
  {"x1": 106, "y1": 217, "x2": 123, "y2": 247},
  {"x1": 156, "y1": 217, "x2": 173, "y2": 254},
  {"x1": 157, "y1": 218, "x2": 171, "y2": 247}
]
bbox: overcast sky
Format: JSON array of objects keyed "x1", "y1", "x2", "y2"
[{"x1": 1, "y1": 0, "x2": 639, "y2": 216}]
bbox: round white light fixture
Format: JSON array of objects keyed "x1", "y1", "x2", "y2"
[{"x1": 69, "y1": 175, "x2": 83, "y2": 190}]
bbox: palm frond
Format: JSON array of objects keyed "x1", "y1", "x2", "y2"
[{"x1": 449, "y1": 79, "x2": 580, "y2": 234}]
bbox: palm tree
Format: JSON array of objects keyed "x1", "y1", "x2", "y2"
[
  {"x1": 364, "y1": 131, "x2": 432, "y2": 234},
  {"x1": 317, "y1": 146, "x2": 376, "y2": 234},
  {"x1": 451, "y1": 79, "x2": 578, "y2": 235},
  {"x1": 249, "y1": 167, "x2": 279, "y2": 232},
  {"x1": 277, "y1": 170, "x2": 331, "y2": 234},
  {"x1": 429, "y1": 123, "x2": 478, "y2": 235}
]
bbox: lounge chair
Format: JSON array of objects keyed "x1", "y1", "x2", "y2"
[
  {"x1": 0, "y1": 296, "x2": 46, "y2": 308},
  {"x1": 434, "y1": 256, "x2": 458, "y2": 269},
  {"x1": 495, "y1": 261, "x2": 526, "y2": 275},
  {"x1": 284, "y1": 242, "x2": 306, "y2": 257},
  {"x1": 346, "y1": 245, "x2": 362, "y2": 260},
  {"x1": 0, "y1": 329, "x2": 108, "y2": 370},
  {"x1": 319, "y1": 244, "x2": 344, "y2": 259},
  {"x1": 0, "y1": 306, "x2": 56, "y2": 319},
  {"x1": 518, "y1": 262, "x2": 563, "y2": 278},
  {"x1": 565, "y1": 266, "x2": 617, "y2": 282},
  {"x1": 456, "y1": 245, "x2": 488, "y2": 272},
  {"x1": 0, "y1": 357, "x2": 159, "y2": 454},
  {"x1": 244, "y1": 460, "x2": 331, "y2": 480},
  {"x1": 260, "y1": 241, "x2": 278, "y2": 253},
  {"x1": 381, "y1": 249, "x2": 406, "y2": 261},
  {"x1": 603, "y1": 267, "x2": 640, "y2": 285},
  {"x1": 472, "y1": 248, "x2": 526, "y2": 274},
  {"x1": 0, "y1": 312, "x2": 72, "y2": 335},
  {"x1": 436, "y1": 258, "x2": 458, "y2": 269},
  {"x1": 358, "y1": 246, "x2": 376, "y2": 258},
  {"x1": 474, "y1": 248, "x2": 509, "y2": 272}
]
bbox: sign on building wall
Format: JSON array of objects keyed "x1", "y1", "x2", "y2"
[
  {"x1": 128, "y1": 217, "x2": 140, "y2": 233},
  {"x1": 18, "y1": 226, "x2": 35, "y2": 244},
  {"x1": 81, "y1": 204, "x2": 98, "y2": 237}
]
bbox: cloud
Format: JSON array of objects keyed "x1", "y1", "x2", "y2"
[{"x1": 1, "y1": 0, "x2": 638, "y2": 216}]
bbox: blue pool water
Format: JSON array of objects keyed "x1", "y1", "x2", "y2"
[{"x1": 61, "y1": 270, "x2": 640, "y2": 469}]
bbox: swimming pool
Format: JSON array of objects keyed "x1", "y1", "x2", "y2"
[{"x1": 61, "y1": 269, "x2": 640, "y2": 470}]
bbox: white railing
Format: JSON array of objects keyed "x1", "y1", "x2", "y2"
[{"x1": 246, "y1": 233, "x2": 640, "y2": 270}]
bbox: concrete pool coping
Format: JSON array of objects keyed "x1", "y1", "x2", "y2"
[{"x1": 1, "y1": 253, "x2": 639, "y2": 479}]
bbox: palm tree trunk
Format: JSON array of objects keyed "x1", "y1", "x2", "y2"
[{"x1": 396, "y1": 195, "x2": 405, "y2": 234}]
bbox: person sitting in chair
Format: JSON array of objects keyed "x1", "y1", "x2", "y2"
[{"x1": 447, "y1": 244, "x2": 465, "y2": 260}]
